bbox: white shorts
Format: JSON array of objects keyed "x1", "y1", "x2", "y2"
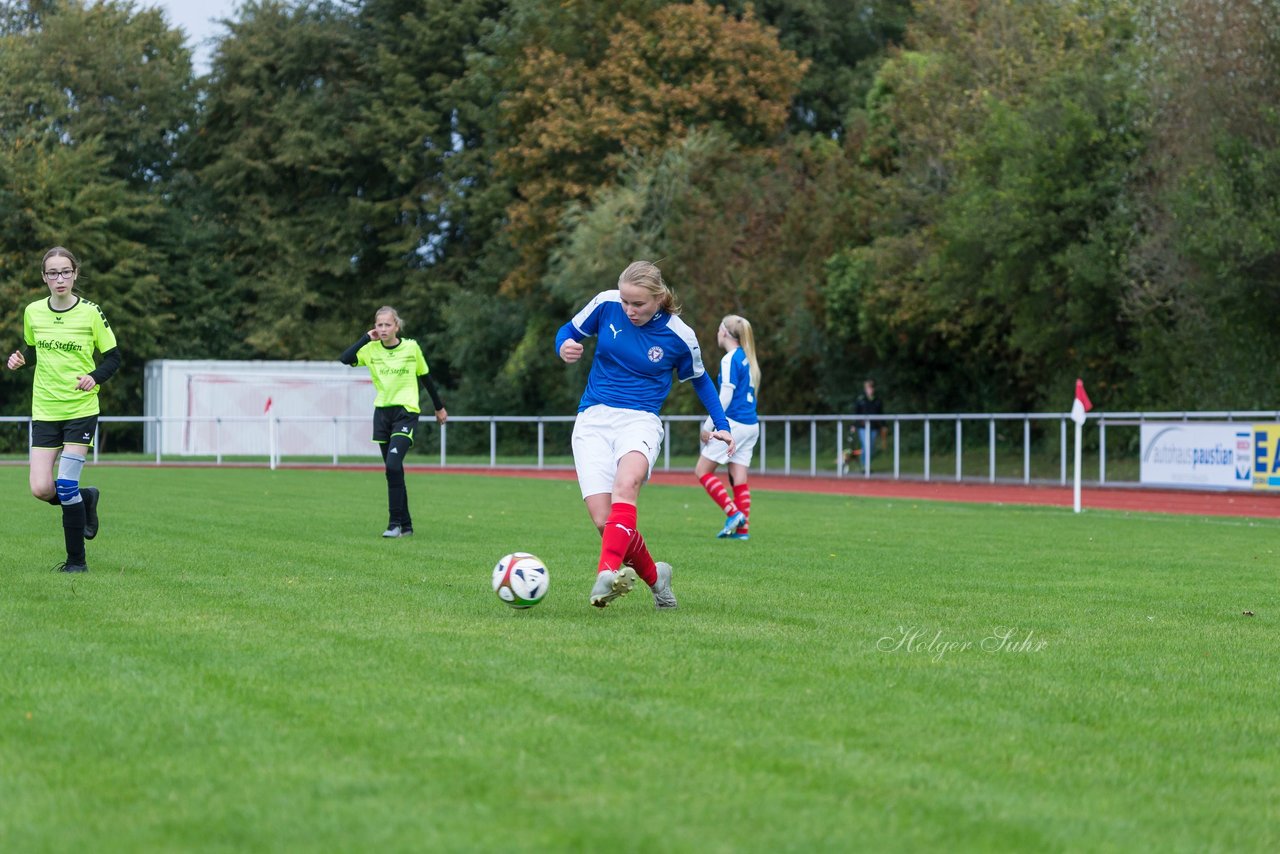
[
  {"x1": 572, "y1": 404, "x2": 664, "y2": 498},
  {"x1": 700, "y1": 418, "x2": 759, "y2": 466}
]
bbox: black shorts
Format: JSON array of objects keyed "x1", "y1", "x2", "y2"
[
  {"x1": 372, "y1": 406, "x2": 419, "y2": 445},
  {"x1": 32, "y1": 416, "x2": 99, "y2": 450}
]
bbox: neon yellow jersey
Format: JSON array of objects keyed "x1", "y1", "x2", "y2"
[
  {"x1": 23, "y1": 297, "x2": 118, "y2": 421},
  {"x1": 356, "y1": 337, "x2": 429, "y2": 412}
]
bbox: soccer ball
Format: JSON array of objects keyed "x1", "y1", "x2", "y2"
[{"x1": 492, "y1": 552, "x2": 550, "y2": 609}]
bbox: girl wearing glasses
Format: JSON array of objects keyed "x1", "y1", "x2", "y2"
[
  {"x1": 339, "y1": 306, "x2": 448, "y2": 538},
  {"x1": 6, "y1": 247, "x2": 122, "y2": 573},
  {"x1": 695, "y1": 314, "x2": 761, "y2": 540}
]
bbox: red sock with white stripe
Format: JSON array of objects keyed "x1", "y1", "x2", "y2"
[
  {"x1": 624, "y1": 529, "x2": 658, "y2": 587},
  {"x1": 733, "y1": 483, "x2": 751, "y2": 533},
  {"x1": 597, "y1": 502, "x2": 637, "y2": 573},
  {"x1": 699, "y1": 473, "x2": 738, "y2": 516}
]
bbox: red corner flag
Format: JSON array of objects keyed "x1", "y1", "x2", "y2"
[
  {"x1": 264, "y1": 396, "x2": 273, "y2": 414},
  {"x1": 1070, "y1": 379, "x2": 1092, "y2": 425}
]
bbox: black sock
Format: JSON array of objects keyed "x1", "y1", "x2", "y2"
[
  {"x1": 385, "y1": 435, "x2": 412, "y2": 529},
  {"x1": 62, "y1": 502, "x2": 87, "y2": 564},
  {"x1": 385, "y1": 469, "x2": 408, "y2": 528},
  {"x1": 379, "y1": 444, "x2": 394, "y2": 526},
  {"x1": 399, "y1": 485, "x2": 412, "y2": 531}
]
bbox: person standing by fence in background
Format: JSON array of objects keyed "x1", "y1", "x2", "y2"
[
  {"x1": 695, "y1": 314, "x2": 760, "y2": 540},
  {"x1": 556, "y1": 260, "x2": 736, "y2": 610},
  {"x1": 339, "y1": 306, "x2": 447, "y2": 538},
  {"x1": 844, "y1": 378, "x2": 885, "y2": 473},
  {"x1": 6, "y1": 247, "x2": 122, "y2": 573}
]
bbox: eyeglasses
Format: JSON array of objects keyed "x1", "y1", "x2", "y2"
[{"x1": 44, "y1": 269, "x2": 75, "y2": 280}]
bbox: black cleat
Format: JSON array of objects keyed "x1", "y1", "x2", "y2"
[
  {"x1": 82, "y1": 487, "x2": 100, "y2": 540},
  {"x1": 53, "y1": 561, "x2": 88, "y2": 573}
]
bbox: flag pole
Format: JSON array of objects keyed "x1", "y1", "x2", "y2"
[
  {"x1": 1073, "y1": 417, "x2": 1083, "y2": 513},
  {"x1": 1070, "y1": 378, "x2": 1092, "y2": 514}
]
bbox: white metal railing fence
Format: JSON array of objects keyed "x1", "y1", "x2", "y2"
[{"x1": 4, "y1": 410, "x2": 1278, "y2": 484}]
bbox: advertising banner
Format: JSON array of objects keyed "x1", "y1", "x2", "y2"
[
  {"x1": 1252, "y1": 424, "x2": 1280, "y2": 491},
  {"x1": 1139, "y1": 423, "x2": 1255, "y2": 489}
]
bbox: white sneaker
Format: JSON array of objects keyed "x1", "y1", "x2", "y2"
[
  {"x1": 652, "y1": 562, "x2": 677, "y2": 610},
  {"x1": 589, "y1": 567, "x2": 638, "y2": 608}
]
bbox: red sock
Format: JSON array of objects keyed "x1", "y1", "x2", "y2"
[
  {"x1": 597, "y1": 502, "x2": 637, "y2": 573},
  {"x1": 733, "y1": 483, "x2": 751, "y2": 533},
  {"x1": 699, "y1": 473, "x2": 738, "y2": 515},
  {"x1": 625, "y1": 529, "x2": 658, "y2": 587}
]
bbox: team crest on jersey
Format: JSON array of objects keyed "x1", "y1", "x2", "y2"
[{"x1": 647, "y1": 346, "x2": 664, "y2": 363}]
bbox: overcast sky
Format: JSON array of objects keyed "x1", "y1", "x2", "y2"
[{"x1": 146, "y1": 0, "x2": 240, "y2": 74}]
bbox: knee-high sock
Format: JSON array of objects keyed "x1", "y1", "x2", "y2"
[
  {"x1": 699, "y1": 473, "x2": 738, "y2": 516},
  {"x1": 624, "y1": 529, "x2": 658, "y2": 587},
  {"x1": 598, "y1": 502, "x2": 637, "y2": 573},
  {"x1": 384, "y1": 435, "x2": 412, "y2": 529},
  {"x1": 380, "y1": 444, "x2": 395, "y2": 526},
  {"x1": 733, "y1": 482, "x2": 751, "y2": 533},
  {"x1": 62, "y1": 502, "x2": 87, "y2": 564}
]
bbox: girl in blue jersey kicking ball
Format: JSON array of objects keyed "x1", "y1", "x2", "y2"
[
  {"x1": 556, "y1": 261, "x2": 735, "y2": 609},
  {"x1": 340, "y1": 306, "x2": 447, "y2": 538},
  {"x1": 696, "y1": 314, "x2": 761, "y2": 540},
  {"x1": 6, "y1": 246, "x2": 121, "y2": 573}
]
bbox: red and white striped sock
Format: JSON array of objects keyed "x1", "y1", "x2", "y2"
[
  {"x1": 624, "y1": 529, "x2": 658, "y2": 587},
  {"x1": 699, "y1": 473, "x2": 738, "y2": 516},
  {"x1": 598, "y1": 502, "x2": 637, "y2": 573},
  {"x1": 732, "y1": 483, "x2": 751, "y2": 533}
]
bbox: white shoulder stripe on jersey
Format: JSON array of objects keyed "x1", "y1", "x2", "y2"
[
  {"x1": 571, "y1": 289, "x2": 621, "y2": 333},
  {"x1": 666, "y1": 314, "x2": 705, "y2": 378}
]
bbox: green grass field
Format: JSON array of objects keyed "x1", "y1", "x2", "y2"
[{"x1": 2, "y1": 466, "x2": 1277, "y2": 852}]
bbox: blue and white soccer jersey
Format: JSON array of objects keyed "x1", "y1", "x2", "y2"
[
  {"x1": 719, "y1": 349, "x2": 758, "y2": 426},
  {"x1": 558, "y1": 290, "x2": 712, "y2": 498},
  {"x1": 702, "y1": 348, "x2": 760, "y2": 466},
  {"x1": 564, "y1": 290, "x2": 707, "y2": 413}
]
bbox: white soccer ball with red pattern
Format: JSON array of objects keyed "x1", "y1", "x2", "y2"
[{"x1": 492, "y1": 552, "x2": 550, "y2": 609}]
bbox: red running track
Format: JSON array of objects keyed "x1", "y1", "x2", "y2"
[
  {"x1": 404, "y1": 466, "x2": 1280, "y2": 519},
  {"x1": 31, "y1": 460, "x2": 1275, "y2": 519}
]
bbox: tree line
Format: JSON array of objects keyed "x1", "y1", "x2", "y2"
[{"x1": 2, "y1": 0, "x2": 1277, "y2": 426}]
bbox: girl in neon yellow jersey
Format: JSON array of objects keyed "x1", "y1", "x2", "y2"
[{"x1": 6, "y1": 247, "x2": 121, "y2": 573}]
